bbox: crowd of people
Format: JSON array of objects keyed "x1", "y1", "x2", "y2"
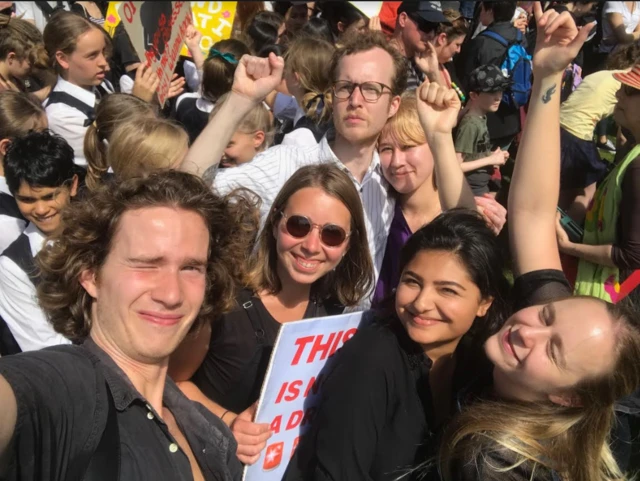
[{"x1": 0, "y1": 1, "x2": 639, "y2": 480}]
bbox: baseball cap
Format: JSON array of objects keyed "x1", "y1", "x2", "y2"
[
  {"x1": 613, "y1": 65, "x2": 640, "y2": 90},
  {"x1": 397, "y1": 1, "x2": 451, "y2": 28},
  {"x1": 467, "y1": 65, "x2": 512, "y2": 93}
]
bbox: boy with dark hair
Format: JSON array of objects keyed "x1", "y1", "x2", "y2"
[
  {"x1": 455, "y1": 65, "x2": 511, "y2": 196},
  {"x1": 0, "y1": 129, "x2": 77, "y2": 353}
]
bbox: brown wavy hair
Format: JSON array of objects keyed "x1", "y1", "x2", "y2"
[
  {"x1": 247, "y1": 164, "x2": 374, "y2": 306},
  {"x1": 37, "y1": 171, "x2": 260, "y2": 342}
]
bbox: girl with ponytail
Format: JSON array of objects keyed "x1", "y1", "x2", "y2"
[
  {"x1": 277, "y1": 35, "x2": 335, "y2": 146},
  {"x1": 175, "y1": 38, "x2": 250, "y2": 143}
]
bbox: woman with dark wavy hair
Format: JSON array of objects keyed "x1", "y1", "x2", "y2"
[{"x1": 169, "y1": 163, "x2": 374, "y2": 465}]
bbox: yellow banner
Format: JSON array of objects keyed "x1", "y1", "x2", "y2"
[{"x1": 104, "y1": 1, "x2": 237, "y2": 57}]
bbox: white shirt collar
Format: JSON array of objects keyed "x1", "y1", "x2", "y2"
[
  {"x1": 317, "y1": 135, "x2": 382, "y2": 175},
  {"x1": 196, "y1": 97, "x2": 214, "y2": 113},
  {"x1": 53, "y1": 76, "x2": 97, "y2": 108},
  {"x1": 23, "y1": 222, "x2": 47, "y2": 257},
  {"x1": 0, "y1": 176, "x2": 10, "y2": 196}
]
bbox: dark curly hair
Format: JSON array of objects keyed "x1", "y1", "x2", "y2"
[{"x1": 36, "y1": 170, "x2": 260, "y2": 342}]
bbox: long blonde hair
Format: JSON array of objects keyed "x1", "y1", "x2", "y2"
[
  {"x1": 284, "y1": 36, "x2": 335, "y2": 123},
  {"x1": 439, "y1": 301, "x2": 640, "y2": 481},
  {"x1": 104, "y1": 118, "x2": 189, "y2": 182},
  {"x1": 84, "y1": 93, "x2": 158, "y2": 190}
]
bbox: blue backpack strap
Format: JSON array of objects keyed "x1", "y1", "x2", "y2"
[{"x1": 480, "y1": 29, "x2": 509, "y2": 47}]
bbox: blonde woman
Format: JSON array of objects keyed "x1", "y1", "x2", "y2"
[{"x1": 428, "y1": 6, "x2": 640, "y2": 481}]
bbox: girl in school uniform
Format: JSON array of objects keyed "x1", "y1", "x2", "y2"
[
  {"x1": 43, "y1": 11, "x2": 113, "y2": 166},
  {"x1": 176, "y1": 38, "x2": 250, "y2": 144}
]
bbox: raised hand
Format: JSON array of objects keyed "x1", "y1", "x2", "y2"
[
  {"x1": 184, "y1": 25, "x2": 202, "y2": 54},
  {"x1": 476, "y1": 194, "x2": 507, "y2": 235},
  {"x1": 532, "y1": 2, "x2": 595, "y2": 77},
  {"x1": 231, "y1": 53, "x2": 285, "y2": 104},
  {"x1": 230, "y1": 402, "x2": 272, "y2": 465},
  {"x1": 414, "y1": 41, "x2": 439, "y2": 79},
  {"x1": 131, "y1": 63, "x2": 159, "y2": 103},
  {"x1": 416, "y1": 78, "x2": 461, "y2": 136},
  {"x1": 166, "y1": 73, "x2": 185, "y2": 100}
]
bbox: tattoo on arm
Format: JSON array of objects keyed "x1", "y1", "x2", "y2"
[{"x1": 541, "y1": 84, "x2": 557, "y2": 104}]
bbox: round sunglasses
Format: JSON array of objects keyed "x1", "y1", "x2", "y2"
[{"x1": 280, "y1": 212, "x2": 351, "y2": 247}]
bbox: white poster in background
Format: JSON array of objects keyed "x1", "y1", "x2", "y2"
[{"x1": 243, "y1": 312, "x2": 365, "y2": 481}]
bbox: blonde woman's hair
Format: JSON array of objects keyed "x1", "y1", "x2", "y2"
[
  {"x1": 284, "y1": 36, "x2": 335, "y2": 123},
  {"x1": 104, "y1": 118, "x2": 189, "y2": 182},
  {"x1": 210, "y1": 92, "x2": 274, "y2": 151},
  {"x1": 84, "y1": 93, "x2": 158, "y2": 190},
  {"x1": 380, "y1": 91, "x2": 426, "y2": 147},
  {"x1": 439, "y1": 300, "x2": 640, "y2": 481},
  {"x1": 0, "y1": 91, "x2": 46, "y2": 142}
]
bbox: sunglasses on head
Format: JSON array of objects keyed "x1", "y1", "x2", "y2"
[{"x1": 280, "y1": 212, "x2": 350, "y2": 247}]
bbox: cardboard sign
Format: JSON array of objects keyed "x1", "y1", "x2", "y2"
[
  {"x1": 104, "y1": 2, "x2": 236, "y2": 57},
  {"x1": 119, "y1": 1, "x2": 192, "y2": 106},
  {"x1": 243, "y1": 312, "x2": 365, "y2": 481}
]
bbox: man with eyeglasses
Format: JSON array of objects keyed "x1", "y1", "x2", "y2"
[
  {"x1": 0, "y1": 130, "x2": 77, "y2": 353},
  {"x1": 181, "y1": 31, "x2": 408, "y2": 303},
  {"x1": 389, "y1": 1, "x2": 452, "y2": 90}
]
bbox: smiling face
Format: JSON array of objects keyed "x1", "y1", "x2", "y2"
[
  {"x1": 379, "y1": 133, "x2": 434, "y2": 195},
  {"x1": 485, "y1": 297, "x2": 619, "y2": 404},
  {"x1": 332, "y1": 47, "x2": 400, "y2": 146},
  {"x1": 15, "y1": 177, "x2": 78, "y2": 235},
  {"x1": 273, "y1": 186, "x2": 351, "y2": 287},
  {"x1": 395, "y1": 250, "x2": 492, "y2": 354},
  {"x1": 82, "y1": 206, "x2": 210, "y2": 364},
  {"x1": 57, "y1": 27, "x2": 108, "y2": 87}
]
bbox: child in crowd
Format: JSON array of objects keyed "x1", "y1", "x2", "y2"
[
  {"x1": 0, "y1": 130, "x2": 78, "y2": 353},
  {"x1": 0, "y1": 91, "x2": 48, "y2": 253},
  {"x1": 175, "y1": 39, "x2": 250, "y2": 143},
  {"x1": 454, "y1": 64, "x2": 511, "y2": 196},
  {"x1": 210, "y1": 93, "x2": 274, "y2": 168}
]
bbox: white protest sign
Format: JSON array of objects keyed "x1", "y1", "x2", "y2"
[{"x1": 243, "y1": 311, "x2": 365, "y2": 481}]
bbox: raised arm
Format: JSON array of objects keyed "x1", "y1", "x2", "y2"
[
  {"x1": 509, "y1": 5, "x2": 595, "y2": 276},
  {"x1": 180, "y1": 53, "x2": 284, "y2": 178},
  {"x1": 416, "y1": 79, "x2": 476, "y2": 211}
]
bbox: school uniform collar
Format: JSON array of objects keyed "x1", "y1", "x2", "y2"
[
  {"x1": 0, "y1": 176, "x2": 10, "y2": 196},
  {"x1": 54, "y1": 76, "x2": 97, "y2": 108},
  {"x1": 293, "y1": 105, "x2": 305, "y2": 127},
  {"x1": 23, "y1": 222, "x2": 47, "y2": 257},
  {"x1": 196, "y1": 97, "x2": 214, "y2": 114}
]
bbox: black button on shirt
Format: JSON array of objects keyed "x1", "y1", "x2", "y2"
[
  {"x1": 283, "y1": 318, "x2": 435, "y2": 481},
  {"x1": 0, "y1": 338, "x2": 242, "y2": 481}
]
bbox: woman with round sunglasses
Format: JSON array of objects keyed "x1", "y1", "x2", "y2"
[{"x1": 169, "y1": 163, "x2": 374, "y2": 465}]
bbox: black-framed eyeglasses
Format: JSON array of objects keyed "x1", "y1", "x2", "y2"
[
  {"x1": 622, "y1": 84, "x2": 640, "y2": 97},
  {"x1": 332, "y1": 80, "x2": 394, "y2": 103},
  {"x1": 280, "y1": 212, "x2": 351, "y2": 247}
]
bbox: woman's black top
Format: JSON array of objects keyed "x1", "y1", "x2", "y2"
[
  {"x1": 191, "y1": 289, "x2": 341, "y2": 414},
  {"x1": 283, "y1": 315, "x2": 437, "y2": 481}
]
